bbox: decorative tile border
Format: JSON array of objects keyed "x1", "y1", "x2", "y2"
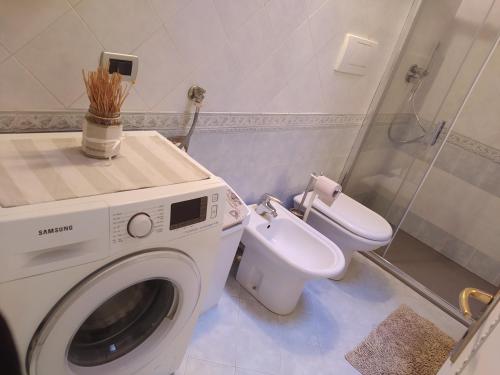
[
  {"x1": 372, "y1": 112, "x2": 500, "y2": 164},
  {"x1": 447, "y1": 132, "x2": 500, "y2": 164},
  {"x1": 0, "y1": 111, "x2": 364, "y2": 137}
]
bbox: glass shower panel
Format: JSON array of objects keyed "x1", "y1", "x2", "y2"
[
  {"x1": 384, "y1": 32, "x2": 500, "y2": 315},
  {"x1": 344, "y1": 0, "x2": 496, "y2": 229},
  {"x1": 343, "y1": 0, "x2": 500, "y2": 319},
  {"x1": 384, "y1": 0, "x2": 500, "y2": 230}
]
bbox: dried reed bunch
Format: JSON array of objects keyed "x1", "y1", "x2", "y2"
[{"x1": 82, "y1": 65, "x2": 130, "y2": 116}]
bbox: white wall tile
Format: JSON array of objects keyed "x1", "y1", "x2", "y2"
[
  {"x1": 133, "y1": 29, "x2": 191, "y2": 109},
  {"x1": 213, "y1": 0, "x2": 262, "y2": 36},
  {"x1": 234, "y1": 47, "x2": 289, "y2": 112},
  {"x1": 15, "y1": 10, "x2": 102, "y2": 107},
  {"x1": 187, "y1": 125, "x2": 361, "y2": 205},
  {"x1": 154, "y1": 44, "x2": 242, "y2": 112},
  {"x1": 0, "y1": 0, "x2": 69, "y2": 52},
  {"x1": 0, "y1": 0, "x2": 412, "y2": 114},
  {"x1": 0, "y1": 58, "x2": 62, "y2": 110},
  {"x1": 163, "y1": 0, "x2": 228, "y2": 66},
  {"x1": 228, "y1": 6, "x2": 278, "y2": 76},
  {"x1": 266, "y1": 0, "x2": 307, "y2": 41},
  {"x1": 281, "y1": 19, "x2": 315, "y2": 80},
  {"x1": 410, "y1": 166, "x2": 500, "y2": 270},
  {"x1": 75, "y1": 0, "x2": 162, "y2": 53},
  {"x1": 268, "y1": 58, "x2": 325, "y2": 113},
  {"x1": 0, "y1": 43, "x2": 9, "y2": 63},
  {"x1": 149, "y1": 0, "x2": 193, "y2": 25},
  {"x1": 453, "y1": 45, "x2": 500, "y2": 148},
  {"x1": 68, "y1": 92, "x2": 89, "y2": 110},
  {"x1": 120, "y1": 88, "x2": 149, "y2": 112},
  {"x1": 71, "y1": 87, "x2": 147, "y2": 112},
  {"x1": 308, "y1": 0, "x2": 352, "y2": 51},
  {"x1": 305, "y1": 0, "x2": 329, "y2": 16},
  {"x1": 316, "y1": 34, "x2": 381, "y2": 114}
]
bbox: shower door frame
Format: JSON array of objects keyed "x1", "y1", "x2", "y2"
[{"x1": 342, "y1": 0, "x2": 500, "y2": 326}]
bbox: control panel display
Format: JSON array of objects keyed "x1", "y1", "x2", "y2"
[{"x1": 170, "y1": 197, "x2": 208, "y2": 230}]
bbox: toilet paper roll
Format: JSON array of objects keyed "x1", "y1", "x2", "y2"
[{"x1": 314, "y1": 176, "x2": 342, "y2": 206}]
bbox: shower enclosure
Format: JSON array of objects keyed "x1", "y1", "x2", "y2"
[{"x1": 342, "y1": 0, "x2": 500, "y2": 322}]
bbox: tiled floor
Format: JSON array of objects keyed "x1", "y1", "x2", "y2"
[
  {"x1": 383, "y1": 230, "x2": 497, "y2": 317},
  {"x1": 176, "y1": 253, "x2": 467, "y2": 375}
]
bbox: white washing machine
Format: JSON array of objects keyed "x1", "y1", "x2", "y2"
[{"x1": 0, "y1": 131, "x2": 227, "y2": 375}]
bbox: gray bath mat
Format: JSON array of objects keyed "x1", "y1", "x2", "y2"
[{"x1": 345, "y1": 305, "x2": 455, "y2": 375}]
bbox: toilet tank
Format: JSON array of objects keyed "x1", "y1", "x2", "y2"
[{"x1": 202, "y1": 187, "x2": 250, "y2": 313}]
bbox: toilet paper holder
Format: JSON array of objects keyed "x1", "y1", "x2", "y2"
[{"x1": 290, "y1": 173, "x2": 342, "y2": 220}]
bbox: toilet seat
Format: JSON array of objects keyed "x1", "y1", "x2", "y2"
[{"x1": 295, "y1": 193, "x2": 392, "y2": 242}]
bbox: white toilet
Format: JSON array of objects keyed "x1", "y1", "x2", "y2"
[{"x1": 294, "y1": 192, "x2": 393, "y2": 280}]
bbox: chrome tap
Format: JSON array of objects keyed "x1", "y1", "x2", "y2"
[{"x1": 255, "y1": 194, "x2": 282, "y2": 218}]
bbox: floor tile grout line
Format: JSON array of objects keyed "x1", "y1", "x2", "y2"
[
  {"x1": 186, "y1": 353, "x2": 237, "y2": 370},
  {"x1": 196, "y1": 255, "x2": 464, "y2": 374}
]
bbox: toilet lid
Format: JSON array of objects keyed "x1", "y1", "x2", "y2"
[{"x1": 296, "y1": 193, "x2": 393, "y2": 242}]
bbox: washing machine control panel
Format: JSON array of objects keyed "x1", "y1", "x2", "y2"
[
  {"x1": 109, "y1": 186, "x2": 223, "y2": 250},
  {"x1": 127, "y1": 213, "x2": 154, "y2": 238},
  {"x1": 169, "y1": 196, "x2": 208, "y2": 230},
  {"x1": 112, "y1": 205, "x2": 165, "y2": 245}
]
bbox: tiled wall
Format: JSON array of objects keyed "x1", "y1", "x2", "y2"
[
  {"x1": 1, "y1": 111, "x2": 362, "y2": 205},
  {"x1": 0, "y1": 0, "x2": 414, "y2": 207},
  {"x1": 378, "y1": 0, "x2": 463, "y2": 115},
  {"x1": 347, "y1": 119, "x2": 500, "y2": 286},
  {"x1": 402, "y1": 146, "x2": 500, "y2": 286},
  {"x1": 188, "y1": 126, "x2": 360, "y2": 205},
  {"x1": 0, "y1": 0, "x2": 412, "y2": 113}
]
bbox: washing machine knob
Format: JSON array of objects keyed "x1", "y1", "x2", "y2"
[{"x1": 127, "y1": 213, "x2": 153, "y2": 238}]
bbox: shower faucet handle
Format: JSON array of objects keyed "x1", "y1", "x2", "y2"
[{"x1": 430, "y1": 121, "x2": 446, "y2": 146}]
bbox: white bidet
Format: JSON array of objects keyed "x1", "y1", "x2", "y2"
[{"x1": 236, "y1": 203, "x2": 345, "y2": 315}]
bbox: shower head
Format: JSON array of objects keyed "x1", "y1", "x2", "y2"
[{"x1": 405, "y1": 42, "x2": 441, "y2": 83}]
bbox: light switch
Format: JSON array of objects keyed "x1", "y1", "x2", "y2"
[
  {"x1": 335, "y1": 34, "x2": 378, "y2": 76},
  {"x1": 100, "y1": 52, "x2": 139, "y2": 82}
]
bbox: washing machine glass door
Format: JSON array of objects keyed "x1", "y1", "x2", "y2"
[
  {"x1": 27, "y1": 250, "x2": 201, "y2": 375},
  {"x1": 68, "y1": 278, "x2": 176, "y2": 367}
]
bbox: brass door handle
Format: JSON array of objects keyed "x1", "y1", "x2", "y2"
[{"x1": 459, "y1": 288, "x2": 494, "y2": 319}]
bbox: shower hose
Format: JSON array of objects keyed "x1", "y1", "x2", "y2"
[{"x1": 387, "y1": 79, "x2": 428, "y2": 144}]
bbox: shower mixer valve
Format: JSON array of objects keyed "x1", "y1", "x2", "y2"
[
  {"x1": 188, "y1": 85, "x2": 206, "y2": 106},
  {"x1": 405, "y1": 64, "x2": 428, "y2": 83}
]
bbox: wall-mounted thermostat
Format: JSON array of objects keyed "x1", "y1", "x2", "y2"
[
  {"x1": 335, "y1": 34, "x2": 378, "y2": 76},
  {"x1": 100, "y1": 52, "x2": 138, "y2": 83}
]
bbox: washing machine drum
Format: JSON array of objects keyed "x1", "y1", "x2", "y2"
[{"x1": 27, "y1": 250, "x2": 201, "y2": 375}]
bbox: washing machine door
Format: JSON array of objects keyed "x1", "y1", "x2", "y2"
[{"x1": 27, "y1": 249, "x2": 201, "y2": 375}]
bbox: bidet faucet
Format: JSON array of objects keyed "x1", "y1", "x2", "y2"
[{"x1": 255, "y1": 193, "x2": 282, "y2": 218}]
